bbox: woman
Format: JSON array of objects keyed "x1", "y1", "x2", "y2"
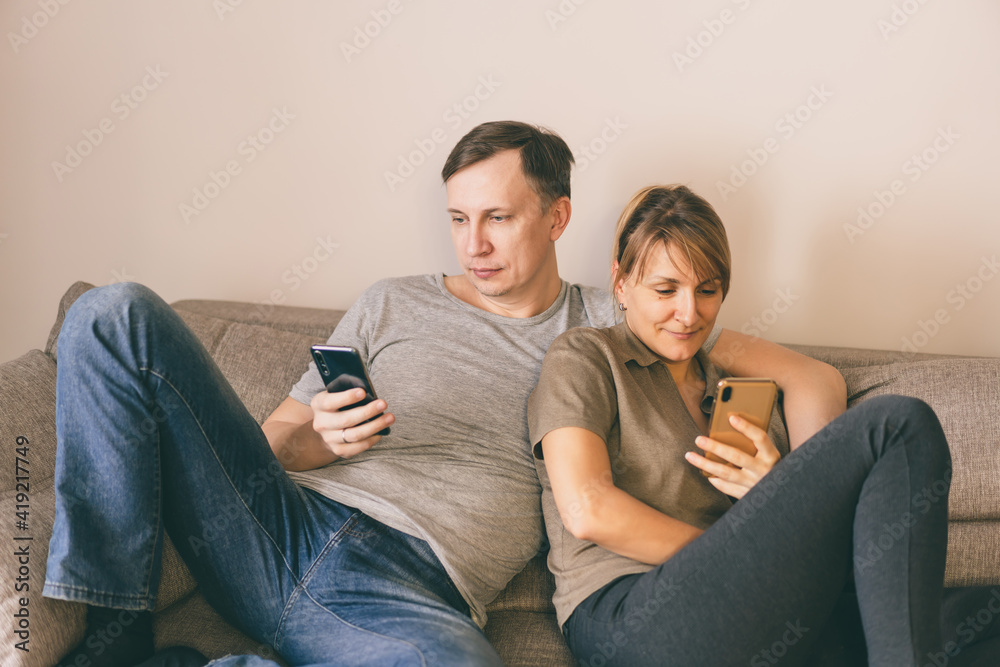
[{"x1": 528, "y1": 185, "x2": 991, "y2": 666}]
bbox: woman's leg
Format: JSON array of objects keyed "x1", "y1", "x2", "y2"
[{"x1": 564, "y1": 395, "x2": 951, "y2": 667}]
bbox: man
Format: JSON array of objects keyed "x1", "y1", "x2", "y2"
[{"x1": 44, "y1": 121, "x2": 845, "y2": 666}]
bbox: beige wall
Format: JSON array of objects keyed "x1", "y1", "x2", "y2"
[{"x1": 2, "y1": 0, "x2": 998, "y2": 364}]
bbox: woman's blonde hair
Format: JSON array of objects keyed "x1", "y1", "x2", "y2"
[{"x1": 612, "y1": 185, "x2": 731, "y2": 304}]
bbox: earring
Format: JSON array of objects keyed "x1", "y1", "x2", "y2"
[{"x1": 618, "y1": 302, "x2": 627, "y2": 312}]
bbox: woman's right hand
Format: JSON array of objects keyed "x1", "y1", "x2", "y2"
[{"x1": 684, "y1": 414, "x2": 781, "y2": 499}]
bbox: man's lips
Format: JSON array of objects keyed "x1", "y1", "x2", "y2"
[{"x1": 471, "y1": 268, "x2": 501, "y2": 279}]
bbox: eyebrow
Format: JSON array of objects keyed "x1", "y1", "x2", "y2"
[
  {"x1": 645, "y1": 275, "x2": 721, "y2": 285},
  {"x1": 446, "y1": 207, "x2": 507, "y2": 215}
]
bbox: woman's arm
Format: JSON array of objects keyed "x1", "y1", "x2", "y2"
[
  {"x1": 710, "y1": 330, "x2": 847, "y2": 449},
  {"x1": 542, "y1": 426, "x2": 704, "y2": 565}
]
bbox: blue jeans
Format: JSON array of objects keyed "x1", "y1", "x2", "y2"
[
  {"x1": 42, "y1": 283, "x2": 503, "y2": 667},
  {"x1": 564, "y1": 396, "x2": 1000, "y2": 667}
]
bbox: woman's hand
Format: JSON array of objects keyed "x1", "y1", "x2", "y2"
[{"x1": 684, "y1": 414, "x2": 781, "y2": 499}]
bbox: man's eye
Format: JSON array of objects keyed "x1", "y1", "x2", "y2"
[
  {"x1": 490, "y1": 215, "x2": 508, "y2": 222},
  {"x1": 655, "y1": 289, "x2": 675, "y2": 295},
  {"x1": 451, "y1": 217, "x2": 466, "y2": 224},
  {"x1": 699, "y1": 289, "x2": 718, "y2": 296}
]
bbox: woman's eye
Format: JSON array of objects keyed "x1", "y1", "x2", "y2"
[
  {"x1": 656, "y1": 289, "x2": 675, "y2": 295},
  {"x1": 699, "y1": 289, "x2": 718, "y2": 296}
]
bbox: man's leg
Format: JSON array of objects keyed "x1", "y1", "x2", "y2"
[
  {"x1": 43, "y1": 282, "x2": 501, "y2": 666},
  {"x1": 563, "y1": 395, "x2": 951, "y2": 667}
]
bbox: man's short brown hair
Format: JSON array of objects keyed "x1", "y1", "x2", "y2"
[{"x1": 441, "y1": 121, "x2": 574, "y2": 212}]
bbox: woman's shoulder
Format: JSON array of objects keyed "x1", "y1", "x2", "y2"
[{"x1": 549, "y1": 323, "x2": 621, "y2": 357}]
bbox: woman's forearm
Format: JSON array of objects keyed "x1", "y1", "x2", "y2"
[{"x1": 710, "y1": 329, "x2": 847, "y2": 448}]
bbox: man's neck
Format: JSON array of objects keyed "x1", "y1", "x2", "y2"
[{"x1": 443, "y1": 272, "x2": 563, "y2": 319}]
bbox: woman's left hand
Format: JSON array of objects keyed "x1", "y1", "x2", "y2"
[{"x1": 684, "y1": 414, "x2": 781, "y2": 499}]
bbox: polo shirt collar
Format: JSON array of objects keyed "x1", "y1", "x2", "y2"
[{"x1": 612, "y1": 322, "x2": 721, "y2": 416}]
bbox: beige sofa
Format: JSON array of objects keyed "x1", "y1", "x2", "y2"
[{"x1": 2, "y1": 281, "x2": 998, "y2": 667}]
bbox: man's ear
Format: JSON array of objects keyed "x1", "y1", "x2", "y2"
[{"x1": 548, "y1": 196, "x2": 571, "y2": 242}]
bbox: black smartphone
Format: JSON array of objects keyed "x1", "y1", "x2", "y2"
[{"x1": 310, "y1": 345, "x2": 390, "y2": 436}]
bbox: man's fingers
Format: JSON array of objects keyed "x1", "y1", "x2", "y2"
[{"x1": 311, "y1": 387, "x2": 369, "y2": 412}]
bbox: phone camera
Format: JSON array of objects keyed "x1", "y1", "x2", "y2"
[{"x1": 721, "y1": 386, "x2": 732, "y2": 402}]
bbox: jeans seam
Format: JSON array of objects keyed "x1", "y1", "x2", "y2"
[
  {"x1": 273, "y1": 511, "x2": 361, "y2": 649},
  {"x1": 139, "y1": 367, "x2": 301, "y2": 586},
  {"x1": 272, "y1": 516, "x2": 428, "y2": 665}
]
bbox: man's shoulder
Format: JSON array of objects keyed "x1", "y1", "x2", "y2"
[
  {"x1": 354, "y1": 274, "x2": 442, "y2": 306},
  {"x1": 564, "y1": 282, "x2": 615, "y2": 328}
]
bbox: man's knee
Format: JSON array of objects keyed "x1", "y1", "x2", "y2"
[{"x1": 61, "y1": 283, "x2": 165, "y2": 344}]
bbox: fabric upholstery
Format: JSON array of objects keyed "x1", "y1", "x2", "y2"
[{"x1": 0, "y1": 281, "x2": 996, "y2": 667}]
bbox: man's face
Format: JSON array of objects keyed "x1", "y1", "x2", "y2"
[{"x1": 445, "y1": 149, "x2": 566, "y2": 302}]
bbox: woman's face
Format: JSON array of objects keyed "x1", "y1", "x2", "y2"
[{"x1": 615, "y1": 242, "x2": 724, "y2": 364}]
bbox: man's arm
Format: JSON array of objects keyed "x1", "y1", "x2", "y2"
[
  {"x1": 709, "y1": 329, "x2": 847, "y2": 449},
  {"x1": 262, "y1": 390, "x2": 395, "y2": 471}
]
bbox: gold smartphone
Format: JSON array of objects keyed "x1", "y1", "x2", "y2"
[{"x1": 703, "y1": 378, "x2": 778, "y2": 471}]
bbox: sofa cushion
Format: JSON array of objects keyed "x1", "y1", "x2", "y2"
[
  {"x1": 0, "y1": 350, "x2": 58, "y2": 491},
  {"x1": 0, "y1": 485, "x2": 83, "y2": 667},
  {"x1": 841, "y1": 358, "x2": 1000, "y2": 522}
]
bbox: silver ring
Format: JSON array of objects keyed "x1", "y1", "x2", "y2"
[{"x1": 342, "y1": 429, "x2": 352, "y2": 444}]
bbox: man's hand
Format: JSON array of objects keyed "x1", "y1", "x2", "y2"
[
  {"x1": 684, "y1": 414, "x2": 781, "y2": 499},
  {"x1": 262, "y1": 391, "x2": 395, "y2": 472},
  {"x1": 309, "y1": 387, "x2": 394, "y2": 459}
]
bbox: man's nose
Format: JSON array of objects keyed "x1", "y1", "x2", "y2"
[{"x1": 466, "y1": 221, "x2": 492, "y2": 256}]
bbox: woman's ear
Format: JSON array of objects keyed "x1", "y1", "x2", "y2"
[{"x1": 611, "y1": 261, "x2": 626, "y2": 305}]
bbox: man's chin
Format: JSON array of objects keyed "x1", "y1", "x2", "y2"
[{"x1": 467, "y1": 273, "x2": 511, "y2": 298}]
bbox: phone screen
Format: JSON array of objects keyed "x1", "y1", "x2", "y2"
[{"x1": 310, "y1": 345, "x2": 389, "y2": 435}]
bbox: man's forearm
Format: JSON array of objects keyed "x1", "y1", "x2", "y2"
[{"x1": 263, "y1": 420, "x2": 339, "y2": 471}]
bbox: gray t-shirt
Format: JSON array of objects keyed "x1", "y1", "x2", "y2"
[
  {"x1": 528, "y1": 322, "x2": 787, "y2": 627},
  {"x1": 287, "y1": 274, "x2": 615, "y2": 627}
]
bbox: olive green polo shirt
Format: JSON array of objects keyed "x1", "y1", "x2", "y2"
[{"x1": 528, "y1": 321, "x2": 789, "y2": 627}]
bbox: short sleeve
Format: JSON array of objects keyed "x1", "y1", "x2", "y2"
[
  {"x1": 527, "y1": 328, "x2": 619, "y2": 459},
  {"x1": 288, "y1": 290, "x2": 374, "y2": 405}
]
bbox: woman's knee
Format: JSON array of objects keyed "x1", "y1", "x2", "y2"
[{"x1": 856, "y1": 394, "x2": 951, "y2": 466}]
